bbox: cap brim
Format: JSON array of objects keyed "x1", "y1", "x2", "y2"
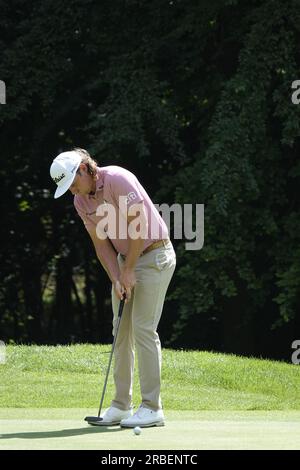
[{"x1": 53, "y1": 164, "x2": 79, "y2": 199}]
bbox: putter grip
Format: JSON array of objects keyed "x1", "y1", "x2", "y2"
[{"x1": 118, "y1": 296, "x2": 126, "y2": 318}]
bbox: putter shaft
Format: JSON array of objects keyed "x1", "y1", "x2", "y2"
[{"x1": 97, "y1": 297, "x2": 125, "y2": 417}]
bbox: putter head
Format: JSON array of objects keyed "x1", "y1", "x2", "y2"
[{"x1": 84, "y1": 416, "x2": 104, "y2": 426}]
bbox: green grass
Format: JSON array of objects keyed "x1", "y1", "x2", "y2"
[
  {"x1": 1, "y1": 409, "x2": 300, "y2": 450},
  {"x1": 1, "y1": 344, "x2": 299, "y2": 410}
]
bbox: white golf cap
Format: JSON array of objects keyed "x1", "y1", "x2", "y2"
[{"x1": 50, "y1": 151, "x2": 81, "y2": 199}]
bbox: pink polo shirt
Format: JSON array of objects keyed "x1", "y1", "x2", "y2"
[{"x1": 74, "y1": 166, "x2": 169, "y2": 256}]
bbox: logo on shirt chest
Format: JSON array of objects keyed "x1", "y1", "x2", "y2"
[{"x1": 86, "y1": 200, "x2": 108, "y2": 216}]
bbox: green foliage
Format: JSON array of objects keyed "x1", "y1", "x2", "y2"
[
  {"x1": 168, "y1": 0, "x2": 300, "y2": 348},
  {"x1": 0, "y1": 0, "x2": 299, "y2": 357}
]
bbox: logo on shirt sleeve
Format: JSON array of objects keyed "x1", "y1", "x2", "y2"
[{"x1": 125, "y1": 192, "x2": 137, "y2": 205}]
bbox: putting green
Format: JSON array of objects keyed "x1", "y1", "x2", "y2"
[{"x1": 0, "y1": 409, "x2": 300, "y2": 450}]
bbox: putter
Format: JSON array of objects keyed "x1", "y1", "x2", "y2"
[{"x1": 85, "y1": 295, "x2": 126, "y2": 426}]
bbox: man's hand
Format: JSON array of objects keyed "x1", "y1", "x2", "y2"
[
  {"x1": 113, "y1": 279, "x2": 126, "y2": 301},
  {"x1": 119, "y1": 267, "x2": 136, "y2": 302}
]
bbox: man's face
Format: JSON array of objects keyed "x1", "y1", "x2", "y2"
[{"x1": 69, "y1": 164, "x2": 95, "y2": 196}]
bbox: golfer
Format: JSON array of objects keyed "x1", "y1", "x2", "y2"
[{"x1": 50, "y1": 148, "x2": 176, "y2": 427}]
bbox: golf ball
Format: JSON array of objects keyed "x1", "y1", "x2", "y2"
[{"x1": 134, "y1": 426, "x2": 142, "y2": 435}]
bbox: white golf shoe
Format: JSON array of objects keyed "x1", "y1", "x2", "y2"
[
  {"x1": 99, "y1": 406, "x2": 133, "y2": 425},
  {"x1": 120, "y1": 405, "x2": 165, "y2": 428}
]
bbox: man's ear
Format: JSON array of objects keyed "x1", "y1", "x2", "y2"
[{"x1": 79, "y1": 163, "x2": 87, "y2": 173}]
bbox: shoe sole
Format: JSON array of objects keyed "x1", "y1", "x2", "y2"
[
  {"x1": 87, "y1": 420, "x2": 121, "y2": 426},
  {"x1": 120, "y1": 421, "x2": 165, "y2": 428},
  {"x1": 85, "y1": 413, "x2": 132, "y2": 426}
]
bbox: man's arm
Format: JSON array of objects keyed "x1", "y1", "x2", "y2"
[
  {"x1": 119, "y1": 202, "x2": 148, "y2": 301},
  {"x1": 86, "y1": 226, "x2": 125, "y2": 300}
]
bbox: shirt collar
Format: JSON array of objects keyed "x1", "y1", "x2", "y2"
[{"x1": 95, "y1": 167, "x2": 104, "y2": 191}]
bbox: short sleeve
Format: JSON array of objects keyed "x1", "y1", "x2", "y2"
[{"x1": 107, "y1": 170, "x2": 144, "y2": 216}]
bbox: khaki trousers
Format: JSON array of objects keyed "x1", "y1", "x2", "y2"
[{"x1": 111, "y1": 240, "x2": 176, "y2": 412}]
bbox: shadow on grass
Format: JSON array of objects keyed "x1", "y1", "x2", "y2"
[{"x1": 0, "y1": 425, "x2": 125, "y2": 440}]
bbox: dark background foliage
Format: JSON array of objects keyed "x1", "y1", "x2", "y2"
[{"x1": 1, "y1": 0, "x2": 299, "y2": 361}]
